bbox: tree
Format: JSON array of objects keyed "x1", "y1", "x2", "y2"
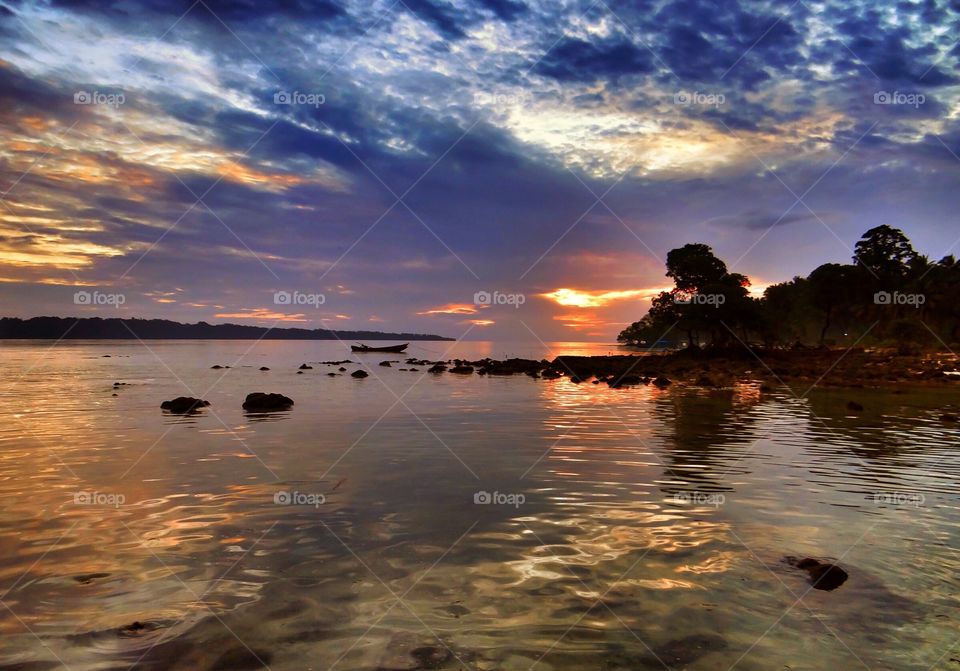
[{"x1": 853, "y1": 225, "x2": 918, "y2": 280}]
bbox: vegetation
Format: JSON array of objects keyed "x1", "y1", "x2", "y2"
[{"x1": 619, "y1": 225, "x2": 960, "y2": 352}]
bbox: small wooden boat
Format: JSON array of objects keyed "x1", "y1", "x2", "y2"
[{"x1": 351, "y1": 343, "x2": 408, "y2": 353}]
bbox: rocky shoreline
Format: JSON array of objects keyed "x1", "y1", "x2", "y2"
[{"x1": 405, "y1": 347, "x2": 960, "y2": 390}]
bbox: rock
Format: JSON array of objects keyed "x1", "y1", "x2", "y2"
[
  {"x1": 652, "y1": 376, "x2": 672, "y2": 388},
  {"x1": 696, "y1": 374, "x2": 715, "y2": 386},
  {"x1": 786, "y1": 556, "x2": 849, "y2": 591},
  {"x1": 327, "y1": 372, "x2": 338, "y2": 377},
  {"x1": 379, "y1": 361, "x2": 392, "y2": 367},
  {"x1": 449, "y1": 365, "x2": 474, "y2": 374},
  {"x1": 211, "y1": 365, "x2": 224, "y2": 369},
  {"x1": 541, "y1": 369, "x2": 562, "y2": 379},
  {"x1": 409, "y1": 368, "x2": 419, "y2": 372},
  {"x1": 259, "y1": 366, "x2": 270, "y2": 371},
  {"x1": 847, "y1": 401, "x2": 864, "y2": 412},
  {"x1": 74, "y1": 572, "x2": 110, "y2": 584},
  {"x1": 298, "y1": 364, "x2": 312, "y2": 370},
  {"x1": 338, "y1": 367, "x2": 347, "y2": 372},
  {"x1": 609, "y1": 374, "x2": 641, "y2": 388},
  {"x1": 242, "y1": 392, "x2": 294, "y2": 412},
  {"x1": 296, "y1": 371, "x2": 303, "y2": 374},
  {"x1": 409, "y1": 646, "x2": 451, "y2": 669},
  {"x1": 351, "y1": 370, "x2": 369, "y2": 378},
  {"x1": 160, "y1": 397, "x2": 210, "y2": 414},
  {"x1": 428, "y1": 364, "x2": 446, "y2": 374},
  {"x1": 940, "y1": 413, "x2": 958, "y2": 422}
]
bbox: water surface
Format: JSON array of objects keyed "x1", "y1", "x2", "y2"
[{"x1": 0, "y1": 340, "x2": 957, "y2": 670}]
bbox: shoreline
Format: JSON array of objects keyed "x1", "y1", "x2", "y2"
[{"x1": 412, "y1": 347, "x2": 960, "y2": 390}]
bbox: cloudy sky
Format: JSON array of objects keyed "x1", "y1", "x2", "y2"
[{"x1": 0, "y1": 0, "x2": 958, "y2": 340}]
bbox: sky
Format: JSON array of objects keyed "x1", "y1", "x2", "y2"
[{"x1": 0, "y1": 0, "x2": 958, "y2": 341}]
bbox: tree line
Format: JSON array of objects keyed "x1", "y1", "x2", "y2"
[{"x1": 618, "y1": 225, "x2": 960, "y2": 352}]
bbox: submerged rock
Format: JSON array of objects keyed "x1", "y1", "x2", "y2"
[
  {"x1": 541, "y1": 369, "x2": 562, "y2": 379},
  {"x1": 449, "y1": 365, "x2": 474, "y2": 374},
  {"x1": 786, "y1": 556, "x2": 849, "y2": 591},
  {"x1": 259, "y1": 366, "x2": 270, "y2": 371},
  {"x1": 428, "y1": 364, "x2": 446, "y2": 374},
  {"x1": 847, "y1": 400, "x2": 864, "y2": 412},
  {"x1": 242, "y1": 392, "x2": 294, "y2": 412},
  {"x1": 652, "y1": 376, "x2": 672, "y2": 388},
  {"x1": 160, "y1": 397, "x2": 210, "y2": 414},
  {"x1": 380, "y1": 361, "x2": 392, "y2": 367},
  {"x1": 351, "y1": 370, "x2": 369, "y2": 378}
]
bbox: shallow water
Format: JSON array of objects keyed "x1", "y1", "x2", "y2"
[{"x1": 0, "y1": 339, "x2": 958, "y2": 670}]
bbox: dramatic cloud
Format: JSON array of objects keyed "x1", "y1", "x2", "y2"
[{"x1": 1, "y1": 0, "x2": 958, "y2": 340}]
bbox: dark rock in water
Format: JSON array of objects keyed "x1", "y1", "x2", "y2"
[
  {"x1": 160, "y1": 397, "x2": 210, "y2": 414},
  {"x1": 259, "y1": 366, "x2": 270, "y2": 371},
  {"x1": 609, "y1": 374, "x2": 641, "y2": 388},
  {"x1": 296, "y1": 371, "x2": 303, "y2": 374},
  {"x1": 526, "y1": 370, "x2": 540, "y2": 379},
  {"x1": 409, "y1": 367, "x2": 419, "y2": 372},
  {"x1": 327, "y1": 372, "x2": 338, "y2": 377},
  {"x1": 541, "y1": 369, "x2": 562, "y2": 379},
  {"x1": 409, "y1": 646, "x2": 451, "y2": 669},
  {"x1": 449, "y1": 365, "x2": 474, "y2": 374},
  {"x1": 696, "y1": 374, "x2": 715, "y2": 386},
  {"x1": 299, "y1": 364, "x2": 312, "y2": 370},
  {"x1": 652, "y1": 376, "x2": 672, "y2": 388},
  {"x1": 338, "y1": 367, "x2": 347, "y2": 372},
  {"x1": 117, "y1": 620, "x2": 161, "y2": 637},
  {"x1": 211, "y1": 364, "x2": 224, "y2": 369},
  {"x1": 320, "y1": 360, "x2": 354, "y2": 365},
  {"x1": 74, "y1": 572, "x2": 111, "y2": 585},
  {"x1": 242, "y1": 392, "x2": 294, "y2": 412},
  {"x1": 940, "y1": 413, "x2": 958, "y2": 422},
  {"x1": 102, "y1": 355, "x2": 111, "y2": 357},
  {"x1": 428, "y1": 364, "x2": 446, "y2": 374},
  {"x1": 380, "y1": 361, "x2": 392, "y2": 367},
  {"x1": 847, "y1": 400, "x2": 864, "y2": 411},
  {"x1": 786, "y1": 556, "x2": 849, "y2": 591},
  {"x1": 351, "y1": 370, "x2": 369, "y2": 378},
  {"x1": 112, "y1": 393, "x2": 118, "y2": 396}
]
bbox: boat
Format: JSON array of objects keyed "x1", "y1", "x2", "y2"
[{"x1": 350, "y1": 343, "x2": 408, "y2": 353}]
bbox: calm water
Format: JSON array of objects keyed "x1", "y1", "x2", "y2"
[{"x1": 0, "y1": 340, "x2": 958, "y2": 670}]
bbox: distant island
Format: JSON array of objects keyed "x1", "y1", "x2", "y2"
[{"x1": 0, "y1": 317, "x2": 454, "y2": 341}]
